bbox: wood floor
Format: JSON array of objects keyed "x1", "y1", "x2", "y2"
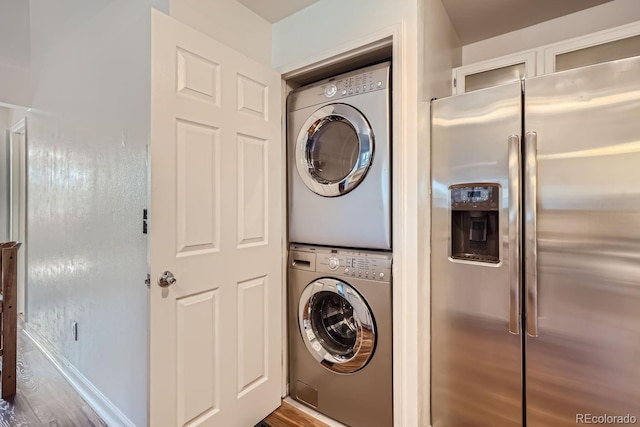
[
  {"x1": 261, "y1": 401, "x2": 331, "y2": 427},
  {"x1": 0, "y1": 317, "x2": 105, "y2": 427}
]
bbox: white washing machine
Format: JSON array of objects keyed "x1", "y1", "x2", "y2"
[
  {"x1": 288, "y1": 244, "x2": 393, "y2": 427},
  {"x1": 287, "y1": 62, "x2": 391, "y2": 250}
]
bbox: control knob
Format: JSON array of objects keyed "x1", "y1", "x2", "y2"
[
  {"x1": 324, "y1": 84, "x2": 337, "y2": 98},
  {"x1": 328, "y1": 257, "x2": 339, "y2": 270}
]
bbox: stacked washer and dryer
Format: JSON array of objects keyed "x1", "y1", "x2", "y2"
[{"x1": 286, "y1": 62, "x2": 393, "y2": 427}]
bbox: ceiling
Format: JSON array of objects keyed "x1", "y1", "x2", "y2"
[
  {"x1": 236, "y1": 0, "x2": 320, "y2": 24},
  {"x1": 442, "y1": 0, "x2": 615, "y2": 44},
  {"x1": 238, "y1": 0, "x2": 615, "y2": 45}
]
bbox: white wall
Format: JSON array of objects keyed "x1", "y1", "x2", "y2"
[
  {"x1": 0, "y1": 0, "x2": 32, "y2": 106},
  {"x1": 169, "y1": 0, "x2": 272, "y2": 65},
  {"x1": 25, "y1": 1, "x2": 167, "y2": 425},
  {"x1": 463, "y1": 0, "x2": 640, "y2": 64}
]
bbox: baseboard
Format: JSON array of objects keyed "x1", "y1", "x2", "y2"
[{"x1": 23, "y1": 324, "x2": 136, "y2": 427}]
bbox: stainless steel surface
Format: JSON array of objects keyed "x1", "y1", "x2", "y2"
[
  {"x1": 157, "y1": 270, "x2": 176, "y2": 287},
  {"x1": 525, "y1": 56, "x2": 640, "y2": 426},
  {"x1": 433, "y1": 56, "x2": 640, "y2": 427},
  {"x1": 465, "y1": 62, "x2": 526, "y2": 93},
  {"x1": 295, "y1": 103, "x2": 373, "y2": 197},
  {"x1": 288, "y1": 244, "x2": 392, "y2": 427},
  {"x1": 288, "y1": 62, "x2": 391, "y2": 250},
  {"x1": 524, "y1": 132, "x2": 538, "y2": 337},
  {"x1": 431, "y1": 81, "x2": 523, "y2": 427},
  {"x1": 508, "y1": 135, "x2": 521, "y2": 335}
]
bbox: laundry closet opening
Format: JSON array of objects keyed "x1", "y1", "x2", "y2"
[{"x1": 280, "y1": 39, "x2": 395, "y2": 427}]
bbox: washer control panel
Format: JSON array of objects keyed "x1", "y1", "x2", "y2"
[{"x1": 290, "y1": 244, "x2": 392, "y2": 284}]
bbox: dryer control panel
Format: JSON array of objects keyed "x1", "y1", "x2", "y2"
[
  {"x1": 287, "y1": 61, "x2": 390, "y2": 111},
  {"x1": 289, "y1": 244, "x2": 392, "y2": 284}
]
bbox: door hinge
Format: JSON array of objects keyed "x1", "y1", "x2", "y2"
[
  {"x1": 143, "y1": 209, "x2": 148, "y2": 234},
  {"x1": 145, "y1": 273, "x2": 151, "y2": 288},
  {"x1": 453, "y1": 77, "x2": 457, "y2": 88}
]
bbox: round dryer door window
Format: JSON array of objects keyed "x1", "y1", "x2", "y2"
[
  {"x1": 298, "y1": 278, "x2": 376, "y2": 373},
  {"x1": 296, "y1": 103, "x2": 374, "y2": 197}
]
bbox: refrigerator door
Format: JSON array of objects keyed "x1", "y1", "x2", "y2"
[
  {"x1": 431, "y1": 82, "x2": 523, "y2": 427},
  {"x1": 525, "y1": 56, "x2": 640, "y2": 426}
]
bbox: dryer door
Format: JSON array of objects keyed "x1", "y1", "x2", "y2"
[
  {"x1": 298, "y1": 278, "x2": 376, "y2": 373},
  {"x1": 296, "y1": 103, "x2": 374, "y2": 197}
]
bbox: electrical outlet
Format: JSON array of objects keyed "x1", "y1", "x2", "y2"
[{"x1": 72, "y1": 321, "x2": 78, "y2": 341}]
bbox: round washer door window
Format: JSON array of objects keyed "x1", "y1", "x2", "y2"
[
  {"x1": 296, "y1": 104, "x2": 374, "y2": 197},
  {"x1": 298, "y1": 278, "x2": 376, "y2": 373}
]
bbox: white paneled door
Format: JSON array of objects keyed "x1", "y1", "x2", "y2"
[{"x1": 150, "y1": 10, "x2": 282, "y2": 427}]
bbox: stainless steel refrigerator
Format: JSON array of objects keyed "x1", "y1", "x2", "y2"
[{"x1": 431, "y1": 56, "x2": 640, "y2": 427}]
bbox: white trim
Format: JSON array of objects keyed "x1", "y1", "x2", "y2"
[
  {"x1": 8, "y1": 118, "x2": 26, "y2": 237},
  {"x1": 452, "y1": 51, "x2": 536, "y2": 94},
  {"x1": 280, "y1": 80, "x2": 290, "y2": 400},
  {"x1": 9, "y1": 118, "x2": 27, "y2": 318},
  {"x1": 23, "y1": 324, "x2": 136, "y2": 427},
  {"x1": 543, "y1": 20, "x2": 640, "y2": 73},
  {"x1": 9, "y1": 118, "x2": 25, "y2": 134}
]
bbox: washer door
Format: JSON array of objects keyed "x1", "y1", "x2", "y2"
[
  {"x1": 298, "y1": 278, "x2": 376, "y2": 373},
  {"x1": 296, "y1": 103, "x2": 374, "y2": 197}
]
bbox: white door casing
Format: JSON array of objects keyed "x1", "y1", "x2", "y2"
[
  {"x1": 9, "y1": 119, "x2": 27, "y2": 315},
  {"x1": 150, "y1": 10, "x2": 282, "y2": 427}
]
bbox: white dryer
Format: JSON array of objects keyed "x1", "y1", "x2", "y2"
[{"x1": 287, "y1": 62, "x2": 391, "y2": 250}]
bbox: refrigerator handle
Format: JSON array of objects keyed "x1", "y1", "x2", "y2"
[
  {"x1": 525, "y1": 132, "x2": 539, "y2": 337},
  {"x1": 508, "y1": 135, "x2": 521, "y2": 335}
]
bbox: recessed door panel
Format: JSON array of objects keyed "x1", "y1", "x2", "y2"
[
  {"x1": 176, "y1": 290, "x2": 219, "y2": 426},
  {"x1": 176, "y1": 119, "x2": 220, "y2": 255}
]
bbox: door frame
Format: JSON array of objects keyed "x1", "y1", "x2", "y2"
[
  {"x1": 279, "y1": 23, "x2": 421, "y2": 427},
  {"x1": 9, "y1": 117, "x2": 27, "y2": 317}
]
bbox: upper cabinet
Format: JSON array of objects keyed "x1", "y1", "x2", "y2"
[{"x1": 452, "y1": 21, "x2": 640, "y2": 95}]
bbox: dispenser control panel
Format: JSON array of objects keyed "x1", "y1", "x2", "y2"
[{"x1": 451, "y1": 184, "x2": 499, "y2": 211}]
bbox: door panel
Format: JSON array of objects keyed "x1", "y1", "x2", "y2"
[
  {"x1": 150, "y1": 10, "x2": 282, "y2": 427},
  {"x1": 431, "y1": 82, "x2": 523, "y2": 427},
  {"x1": 525, "y1": 57, "x2": 640, "y2": 426}
]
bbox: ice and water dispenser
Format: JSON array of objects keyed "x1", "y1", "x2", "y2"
[{"x1": 449, "y1": 184, "x2": 500, "y2": 264}]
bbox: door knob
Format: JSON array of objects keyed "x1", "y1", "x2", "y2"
[{"x1": 158, "y1": 270, "x2": 177, "y2": 287}]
